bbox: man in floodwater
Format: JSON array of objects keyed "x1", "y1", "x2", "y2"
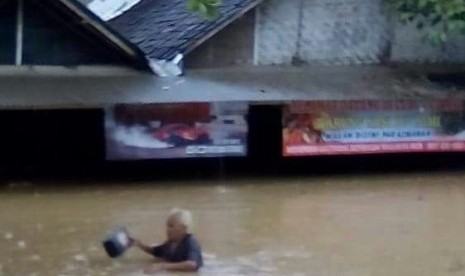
[{"x1": 130, "y1": 208, "x2": 203, "y2": 274}]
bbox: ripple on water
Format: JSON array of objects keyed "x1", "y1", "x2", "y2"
[
  {"x1": 200, "y1": 248, "x2": 314, "y2": 276},
  {"x1": 4, "y1": 232, "x2": 13, "y2": 240},
  {"x1": 36, "y1": 223, "x2": 43, "y2": 231},
  {"x1": 17, "y1": 240, "x2": 26, "y2": 249},
  {"x1": 28, "y1": 255, "x2": 41, "y2": 262},
  {"x1": 73, "y1": 254, "x2": 88, "y2": 263}
]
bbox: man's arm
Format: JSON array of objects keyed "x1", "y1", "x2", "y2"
[{"x1": 131, "y1": 238, "x2": 159, "y2": 256}]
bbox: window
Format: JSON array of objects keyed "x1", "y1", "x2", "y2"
[
  {"x1": 0, "y1": 0, "x2": 132, "y2": 66},
  {"x1": 0, "y1": 0, "x2": 16, "y2": 64},
  {"x1": 22, "y1": 0, "x2": 127, "y2": 65}
]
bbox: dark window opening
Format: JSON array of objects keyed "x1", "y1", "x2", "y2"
[
  {"x1": 22, "y1": 0, "x2": 129, "y2": 66},
  {"x1": 0, "y1": 0, "x2": 16, "y2": 64}
]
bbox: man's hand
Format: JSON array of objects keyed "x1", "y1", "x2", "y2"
[{"x1": 129, "y1": 237, "x2": 142, "y2": 247}]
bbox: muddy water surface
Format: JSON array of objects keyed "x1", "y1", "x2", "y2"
[{"x1": 1, "y1": 173, "x2": 465, "y2": 275}]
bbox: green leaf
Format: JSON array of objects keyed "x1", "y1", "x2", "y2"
[
  {"x1": 419, "y1": 0, "x2": 429, "y2": 9},
  {"x1": 205, "y1": 0, "x2": 220, "y2": 6},
  {"x1": 187, "y1": 0, "x2": 200, "y2": 12},
  {"x1": 447, "y1": 19, "x2": 465, "y2": 30},
  {"x1": 198, "y1": 2, "x2": 208, "y2": 16},
  {"x1": 431, "y1": 15, "x2": 442, "y2": 25},
  {"x1": 440, "y1": 31, "x2": 448, "y2": 42},
  {"x1": 205, "y1": 6, "x2": 218, "y2": 19},
  {"x1": 399, "y1": 12, "x2": 415, "y2": 22},
  {"x1": 187, "y1": 0, "x2": 221, "y2": 19},
  {"x1": 434, "y1": 3, "x2": 442, "y2": 14},
  {"x1": 391, "y1": 0, "x2": 465, "y2": 47}
]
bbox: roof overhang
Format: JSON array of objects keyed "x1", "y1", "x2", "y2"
[{"x1": 0, "y1": 65, "x2": 464, "y2": 110}]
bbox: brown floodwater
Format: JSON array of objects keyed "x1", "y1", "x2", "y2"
[{"x1": 1, "y1": 172, "x2": 465, "y2": 276}]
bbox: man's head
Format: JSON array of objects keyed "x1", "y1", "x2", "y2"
[{"x1": 166, "y1": 208, "x2": 193, "y2": 242}]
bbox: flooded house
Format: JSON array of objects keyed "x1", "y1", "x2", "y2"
[
  {"x1": 1, "y1": 1, "x2": 465, "y2": 276},
  {"x1": 0, "y1": 0, "x2": 464, "y2": 172}
]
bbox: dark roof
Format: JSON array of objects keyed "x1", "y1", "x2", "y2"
[{"x1": 108, "y1": 0, "x2": 263, "y2": 60}]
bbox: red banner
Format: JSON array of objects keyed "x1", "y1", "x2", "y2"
[{"x1": 283, "y1": 100, "x2": 465, "y2": 156}]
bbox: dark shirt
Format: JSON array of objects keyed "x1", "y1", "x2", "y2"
[{"x1": 151, "y1": 234, "x2": 203, "y2": 270}]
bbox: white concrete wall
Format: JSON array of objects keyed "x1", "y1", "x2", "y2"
[
  {"x1": 256, "y1": 0, "x2": 465, "y2": 65},
  {"x1": 298, "y1": 0, "x2": 390, "y2": 65},
  {"x1": 256, "y1": 0, "x2": 301, "y2": 65}
]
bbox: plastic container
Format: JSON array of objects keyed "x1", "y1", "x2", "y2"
[{"x1": 102, "y1": 228, "x2": 131, "y2": 258}]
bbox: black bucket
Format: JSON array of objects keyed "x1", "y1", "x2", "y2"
[{"x1": 102, "y1": 228, "x2": 131, "y2": 258}]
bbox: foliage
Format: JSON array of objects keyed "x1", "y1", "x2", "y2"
[
  {"x1": 390, "y1": 0, "x2": 465, "y2": 46},
  {"x1": 187, "y1": 0, "x2": 221, "y2": 20}
]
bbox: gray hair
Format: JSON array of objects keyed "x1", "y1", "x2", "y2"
[{"x1": 168, "y1": 208, "x2": 193, "y2": 233}]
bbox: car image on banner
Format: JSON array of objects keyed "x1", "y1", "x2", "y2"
[
  {"x1": 105, "y1": 102, "x2": 248, "y2": 160},
  {"x1": 283, "y1": 100, "x2": 465, "y2": 156}
]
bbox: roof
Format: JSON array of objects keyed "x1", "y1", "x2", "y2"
[
  {"x1": 1, "y1": 65, "x2": 464, "y2": 109},
  {"x1": 57, "y1": 0, "x2": 149, "y2": 69},
  {"x1": 107, "y1": 0, "x2": 264, "y2": 60}
]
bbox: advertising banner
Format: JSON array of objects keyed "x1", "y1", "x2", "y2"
[
  {"x1": 106, "y1": 102, "x2": 248, "y2": 160},
  {"x1": 283, "y1": 100, "x2": 465, "y2": 156}
]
